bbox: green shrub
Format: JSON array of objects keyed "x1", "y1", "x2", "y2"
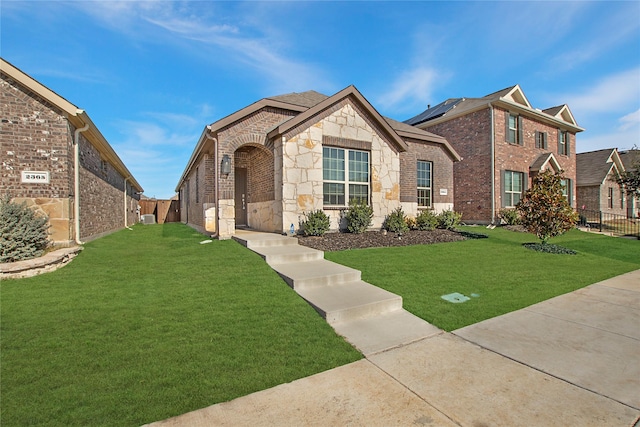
[
  {"x1": 499, "y1": 208, "x2": 521, "y2": 225},
  {"x1": 1, "y1": 195, "x2": 50, "y2": 263},
  {"x1": 344, "y1": 200, "x2": 373, "y2": 234},
  {"x1": 437, "y1": 210, "x2": 462, "y2": 230},
  {"x1": 457, "y1": 230, "x2": 489, "y2": 239},
  {"x1": 384, "y1": 207, "x2": 409, "y2": 233},
  {"x1": 405, "y1": 217, "x2": 417, "y2": 230},
  {"x1": 301, "y1": 210, "x2": 330, "y2": 236},
  {"x1": 415, "y1": 209, "x2": 439, "y2": 231}
]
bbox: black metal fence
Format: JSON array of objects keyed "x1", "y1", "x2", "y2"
[{"x1": 577, "y1": 208, "x2": 640, "y2": 239}]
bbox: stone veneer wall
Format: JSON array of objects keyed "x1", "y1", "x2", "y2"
[{"x1": 281, "y1": 102, "x2": 401, "y2": 232}]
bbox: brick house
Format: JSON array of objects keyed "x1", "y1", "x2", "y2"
[
  {"x1": 620, "y1": 149, "x2": 639, "y2": 218},
  {"x1": 405, "y1": 85, "x2": 584, "y2": 224},
  {"x1": 175, "y1": 85, "x2": 460, "y2": 239},
  {"x1": 577, "y1": 148, "x2": 637, "y2": 218},
  {"x1": 1, "y1": 58, "x2": 143, "y2": 246}
]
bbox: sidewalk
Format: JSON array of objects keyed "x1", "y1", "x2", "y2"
[{"x1": 145, "y1": 270, "x2": 640, "y2": 427}]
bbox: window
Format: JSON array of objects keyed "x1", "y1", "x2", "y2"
[
  {"x1": 505, "y1": 113, "x2": 523, "y2": 145},
  {"x1": 503, "y1": 170, "x2": 524, "y2": 207},
  {"x1": 561, "y1": 178, "x2": 572, "y2": 204},
  {"x1": 323, "y1": 147, "x2": 369, "y2": 206},
  {"x1": 558, "y1": 130, "x2": 570, "y2": 156},
  {"x1": 535, "y1": 131, "x2": 548, "y2": 149},
  {"x1": 608, "y1": 187, "x2": 614, "y2": 209},
  {"x1": 620, "y1": 189, "x2": 625, "y2": 209},
  {"x1": 417, "y1": 160, "x2": 432, "y2": 207}
]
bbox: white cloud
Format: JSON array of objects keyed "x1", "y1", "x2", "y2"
[
  {"x1": 376, "y1": 67, "x2": 445, "y2": 113},
  {"x1": 562, "y1": 68, "x2": 640, "y2": 113},
  {"x1": 619, "y1": 108, "x2": 640, "y2": 132}
]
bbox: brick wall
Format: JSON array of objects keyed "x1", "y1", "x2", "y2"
[
  {"x1": 2, "y1": 71, "x2": 139, "y2": 244},
  {"x1": 1, "y1": 72, "x2": 72, "y2": 199},
  {"x1": 423, "y1": 106, "x2": 577, "y2": 223},
  {"x1": 424, "y1": 108, "x2": 493, "y2": 221},
  {"x1": 400, "y1": 138, "x2": 454, "y2": 205},
  {"x1": 77, "y1": 132, "x2": 138, "y2": 241}
]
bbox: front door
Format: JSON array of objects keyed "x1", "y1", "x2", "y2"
[{"x1": 235, "y1": 167, "x2": 247, "y2": 226}]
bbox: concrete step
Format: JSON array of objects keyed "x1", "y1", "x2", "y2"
[
  {"x1": 233, "y1": 231, "x2": 298, "y2": 249},
  {"x1": 332, "y1": 309, "x2": 443, "y2": 356},
  {"x1": 252, "y1": 245, "x2": 324, "y2": 265},
  {"x1": 272, "y1": 259, "x2": 361, "y2": 290},
  {"x1": 297, "y1": 281, "x2": 402, "y2": 325}
]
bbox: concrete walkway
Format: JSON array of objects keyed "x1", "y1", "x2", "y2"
[{"x1": 145, "y1": 233, "x2": 640, "y2": 427}]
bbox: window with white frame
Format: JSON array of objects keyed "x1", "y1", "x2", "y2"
[
  {"x1": 417, "y1": 160, "x2": 432, "y2": 207},
  {"x1": 323, "y1": 147, "x2": 369, "y2": 206},
  {"x1": 558, "y1": 130, "x2": 569, "y2": 156},
  {"x1": 561, "y1": 178, "x2": 572, "y2": 204},
  {"x1": 608, "y1": 187, "x2": 614, "y2": 208},
  {"x1": 503, "y1": 170, "x2": 524, "y2": 207},
  {"x1": 506, "y1": 113, "x2": 523, "y2": 145}
]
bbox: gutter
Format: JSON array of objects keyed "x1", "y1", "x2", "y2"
[
  {"x1": 488, "y1": 102, "x2": 496, "y2": 224},
  {"x1": 73, "y1": 119, "x2": 90, "y2": 245},
  {"x1": 204, "y1": 126, "x2": 219, "y2": 238},
  {"x1": 124, "y1": 177, "x2": 132, "y2": 230}
]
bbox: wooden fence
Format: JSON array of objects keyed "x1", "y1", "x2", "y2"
[{"x1": 139, "y1": 199, "x2": 180, "y2": 224}]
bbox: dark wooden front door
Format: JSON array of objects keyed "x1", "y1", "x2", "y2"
[{"x1": 235, "y1": 167, "x2": 247, "y2": 226}]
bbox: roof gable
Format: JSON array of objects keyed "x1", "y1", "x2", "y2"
[
  {"x1": 267, "y1": 85, "x2": 409, "y2": 153},
  {"x1": 576, "y1": 148, "x2": 624, "y2": 186},
  {"x1": 543, "y1": 104, "x2": 578, "y2": 126},
  {"x1": 530, "y1": 152, "x2": 562, "y2": 173},
  {"x1": 499, "y1": 85, "x2": 532, "y2": 109}
]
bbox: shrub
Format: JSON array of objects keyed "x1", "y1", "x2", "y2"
[
  {"x1": 384, "y1": 207, "x2": 409, "y2": 233},
  {"x1": 405, "y1": 217, "x2": 417, "y2": 230},
  {"x1": 499, "y1": 208, "x2": 521, "y2": 225},
  {"x1": 523, "y1": 243, "x2": 577, "y2": 255},
  {"x1": 516, "y1": 170, "x2": 579, "y2": 244},
  {"x1": 344, "y1": 200, "x2": 373, "y2": 234},
  {"x1": 437, "y1": 210, "x2": 462, "y2": 230},
  {"x1": 457, "y1": 230, "x2": 489, "y2": 239},
  {"x1": 1, "y1": 195, "x2": 50, "y2": 263},
  {"x1": 301, "y1": 210, "x2": 330, "y2": 236},
  {"x1": 415, "y1": 209, "x2": 438, "y2": 231}
]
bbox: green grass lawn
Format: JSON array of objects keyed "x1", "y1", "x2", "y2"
[
  {"x1": 0, "y1": 224, "x2": 361, "y2": 427},
  {"x1": 326, "y1": 227, "x2": 640, "y2": 332}
]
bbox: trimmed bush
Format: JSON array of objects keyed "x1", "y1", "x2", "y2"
[
  {"x1": 344, "y1": 200, "x2": 373, "y2": 234},
  {"x1": 384, "y1": 207, "x2": 409, "y2": 233},
  {"x1": 499, "y1": 208, "x2": 521, "y2": 225},
  {"x1": 415, "y1": 209, "x2": 438, "y2": 231},
  {"x1": 1, "y1": 195, "x2": 50, "y2": 263},
  {"x1": 523, "y1": 243, "x2": 577, "y2": 255},
  {"x1": 301, "y1": 210, "x2": 330, "y2": 236},
  {"x1": 437, "y1": 210, "x2": 462, "y2": 230}
]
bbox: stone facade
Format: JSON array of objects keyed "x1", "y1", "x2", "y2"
[
  {"x1": 1, "y1": 59, "x2": 141, "y2": 246},
  {"x1": 176, "y1": 87, "x2": 458, "y2": 239}
]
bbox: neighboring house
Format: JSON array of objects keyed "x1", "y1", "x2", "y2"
[
  {"x1": 576, "y1": 148, "x2": 628, "y2": 216},
  {"x1": 619, "y1": 149, "x2": 639, "y2": 218},
  {"x1": 175, "y1": 85, "x2": 460, "y2": 239},
  {"x1": 405, "y1": 85, "x2": 584, "y2": 224},
  {"x1": 1, "y1": 58, "x2": 143, "y2": 246}
]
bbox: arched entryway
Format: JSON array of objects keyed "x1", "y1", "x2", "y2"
[{"x1": 233, "y1": 144, "x2": 276, "y2": 230}]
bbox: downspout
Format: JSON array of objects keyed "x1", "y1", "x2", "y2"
[
  {"x1": 124, "y1": 177, "x2": 132, "y2": 230},
  {"x1": 488, "y1": 102, "x2": 496, "y2": 224},
  {"x1": 73, "y1": 122, "x2": 90, "y2": 245},
  {"x1": 204, "y1": 126, "x2": 219, "y2": 238}
]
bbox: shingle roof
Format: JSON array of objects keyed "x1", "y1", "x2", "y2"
[
  {"x1": 266, "y1": 91, "x2": 329, "y2": 108},
  {"x1": 404, "y1": 98, "x2": 463, "y2": 125},
  {"x1": 619, "y1": 150, "x2": 639, "y2": 171},
  {"x1": 543, "y1": 105, "x2": 564, "y2": 116},
  {"x1": 576, "y1": 148, "x2": 618, "y2": 186}
]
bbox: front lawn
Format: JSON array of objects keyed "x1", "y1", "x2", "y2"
[
  {"x1": 325, "y1": 227, "x2": 640, "y2": 331},
  {"x1": 0, "y1": 224, "x2": 361, "y2": 427}
]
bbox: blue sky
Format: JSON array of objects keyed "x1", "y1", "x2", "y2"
[{"x1": 2, "y1": 1, "x2": 639, "y2": 199}]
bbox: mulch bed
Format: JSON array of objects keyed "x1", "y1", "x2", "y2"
[{"x1": 297, "y1": 229, "x2": 466, "y2": 251}]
